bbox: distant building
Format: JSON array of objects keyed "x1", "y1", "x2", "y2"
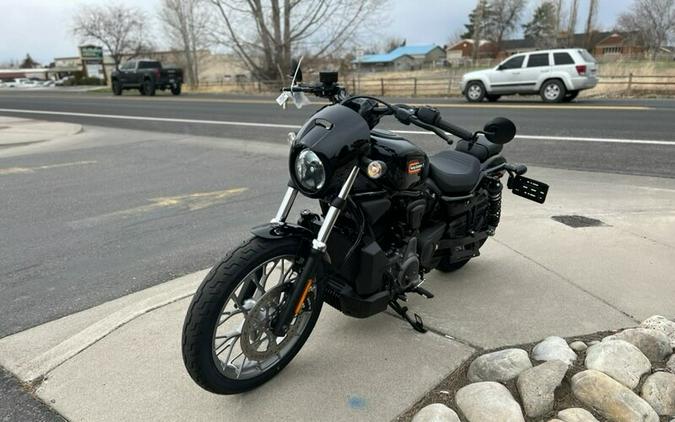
[
  {"x1": 446, "y1": 32, "x2": 647, "y2": 62},
  {"x1": 352, "y1": 44, "x2": 446, "y2": 72},
  {"x1": 446, "y1": 40, "x2": 497, "y2": 64}
]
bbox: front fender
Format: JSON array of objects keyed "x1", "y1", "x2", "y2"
[{"x1": 251, "y1": 222, "x2": 315, "y2": 240}]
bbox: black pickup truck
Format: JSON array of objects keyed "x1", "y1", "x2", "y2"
[{"x1": 111, "y1": 60, "x2": 183, "y2": 96}]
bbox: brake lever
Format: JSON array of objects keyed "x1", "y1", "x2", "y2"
[{"x1": 411, "y1": 118, "x2": 453, "y2": 144}]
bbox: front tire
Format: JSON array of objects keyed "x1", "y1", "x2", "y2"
[
  {"x1": 182, "y1": 236, "x2": 323, "y2": 394},
  {"x1": 143, "y1": 79, "x2": 156, "y2": 96},
  {"x1": 112, "y1": 80, "x2": 122, "y2": 96}
]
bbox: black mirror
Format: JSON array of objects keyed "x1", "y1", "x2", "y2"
[
  {"x1": 290, "y1": 59, "x2": 303, "y2": 83},
  {"x1": 497, "y1": 64, "x2": 505, "y2": 70},
  {"x1": 483, "y1": 117, "x2": 516, "y2": 144}
]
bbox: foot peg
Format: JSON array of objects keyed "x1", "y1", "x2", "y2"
[
  {"x1": 412, "y1": 286, "x2": 434, "y2": 299},
  {"x1": 389, "y1": 300, "x2": 427, "y2": 333}
]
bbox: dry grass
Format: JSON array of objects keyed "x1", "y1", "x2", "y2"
[{"x1": 183, "y1": 60, "x2": 675, "y2": 98}]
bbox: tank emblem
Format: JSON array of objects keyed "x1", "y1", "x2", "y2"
[{"x1": 407, "y1": 160, "x2": 424, "y2": 175}]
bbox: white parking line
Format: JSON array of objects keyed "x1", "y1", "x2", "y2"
[{"x1": 0, "y1": 108, "x2": 673, "y2": 146}]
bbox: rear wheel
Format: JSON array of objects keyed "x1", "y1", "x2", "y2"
[
  {"x1": 465, "y1": 81, "x2": 486, "y2": 102},
  {"x1": 182, "y1": 237, "x2": 323, "y2": 394},
  {"x1": 486, "y1": 94, "x2": 501, "y2": 102},
  {"x1": 540, "y1": 80, "x2": 566, "y2": 103},
  {"x1": 171, "y1": 83, "x2": 182, "y2": 95}
]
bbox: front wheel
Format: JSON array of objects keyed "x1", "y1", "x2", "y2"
[{"x1": 182, "y1": 236, "x2": 323, "y2": 394}]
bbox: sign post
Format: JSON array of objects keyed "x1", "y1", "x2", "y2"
[{"x1": 79, "y1": 45, "x2": 106, "y2": 83}]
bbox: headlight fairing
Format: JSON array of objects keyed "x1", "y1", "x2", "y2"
[{"x1": 294, "y1": 149, "x2": 326, "y2": 191}]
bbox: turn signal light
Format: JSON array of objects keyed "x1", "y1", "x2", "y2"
[{"x1": 367, "y1": 161, "x2": 386, "y2": 179}]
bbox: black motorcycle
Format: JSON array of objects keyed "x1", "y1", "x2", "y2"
[{"x1": 181, "y1": 68, "x2": 548, "y2": 394}]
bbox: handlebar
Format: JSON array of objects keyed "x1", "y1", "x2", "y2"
[{"x1": 416, "y1": 106, "x2": 475, "y2": 141}]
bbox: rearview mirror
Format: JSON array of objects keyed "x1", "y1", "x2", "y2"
[
  {"x1": 497, "y1": 64, "x2": 505, "y2": 71},
  {"x1": 483, "y1": 117, "x2": 516, "y2": 144},
  {"x1": 290, "y1": 58, "x2": 303, "y2": 83}
]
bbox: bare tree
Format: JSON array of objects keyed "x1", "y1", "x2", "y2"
[
  {"x1": 585, "y1": 0, "x2": 599, "y2": 47},
  {"x1": 209, "y1": 0, "x2": 385, "y2": 81},
  {"x1": 471, "y1": 0, "x2": 490, "y2": 62},
  {"x1": 567, "y1": 0, "x2": 579, "y2": 45},
  {"x1": 489, "y1": 0, "x2": 527, "y2": 52},
  {"x1": 159, "y1": 0, "x2": 211, "y2": 87},
  {"x1": 72, "y1": 3, "x2": 151, "y2": 70},
  {"x1": 618, "y1": 0, "x2": 674, "y2": 60}
]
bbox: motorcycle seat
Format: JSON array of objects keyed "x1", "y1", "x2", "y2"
[{"x1": 428, "y1": 150, "x2": 481, "y2": 194}]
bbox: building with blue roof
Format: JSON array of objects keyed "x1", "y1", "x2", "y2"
[{"x1": 352, "y1": 44, "x2": 446, "y2": 72}]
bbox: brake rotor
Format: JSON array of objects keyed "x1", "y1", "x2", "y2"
[{"x1": 239, "y1": 283, "x2": 311, "y2": 361}]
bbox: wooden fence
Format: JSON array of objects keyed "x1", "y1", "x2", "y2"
[{"x1": 196, "y1": 73, "x2": 675, "y2": 97}]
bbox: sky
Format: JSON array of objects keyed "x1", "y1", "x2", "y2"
[{"x1": 0, "y1": 0, "x2": 634, "y2": 65}]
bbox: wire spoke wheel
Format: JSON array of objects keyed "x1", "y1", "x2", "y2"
[
  {"x1": 182, "y1": 237, "x2": 324, "y2": 394},
  {"x1": 210, "y1": 255, "x2": 314, "y2": 381}
]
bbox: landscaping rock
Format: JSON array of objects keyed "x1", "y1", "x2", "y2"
[
  {"x1": 516, "y1": 360, "x2": 568, "y2": 418},
  {"x1": 456, "y1": 382, "x2": 525, "y2": 422},
  {"x1": 585, "y1": 339, "x2": 651, "y2": 389},
  {"x1": 569, "y1": 341, "x2": 588, "y2": 352},
  {"x1": 557, "y1": 407, "x2": 599, "y2": 422},
  {"x1": 668, "y1": 355, "x2": 675, "y2": 373},
  {"x1": 532, "y1": 336, "x2": 577, "y2": 365},
  {"x1": 467, "y1": 349, "x2": 532, "y2": 382},
  {"x1": 605, "y1": 328, "x2": 672, "y2": 362},
  {"x1": 641, "y1": 315, "x2": 675, "y2": 348},
  {"x1": 571, "y1": 370, "x2": 659, "y2": 422},
  {"x1": 412, "y1": 403, "x2": 461, "y2": 422},
  {"x1": 641, "y1": 372, "x2": 675, "y2": 416},
  {"x1": 588, "y1": 340, "x2": 600, "y2": 346}
]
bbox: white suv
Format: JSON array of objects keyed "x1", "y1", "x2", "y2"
[{"x1": 461, "y1": 49, "x2": 598, "y2": 103}]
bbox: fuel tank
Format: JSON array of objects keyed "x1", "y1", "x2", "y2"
[{"x1": 369, "y1": 129, "x2": 428, "y2": 190}]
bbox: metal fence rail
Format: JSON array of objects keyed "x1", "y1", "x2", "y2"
[{"x1": 196, "y1": 72, "x2": 675, "y2": 97}]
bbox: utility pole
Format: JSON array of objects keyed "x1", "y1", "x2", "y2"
[
  {"x1": 567, "y1": 0, "x2": 578, "y2": 47},
  {"x1": 585, "y1": 0, "x2": 598, "y2": 48}
]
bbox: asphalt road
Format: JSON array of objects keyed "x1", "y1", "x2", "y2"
[{"x1": 1, "y1": 91, "x2": 675, "y2": 177}]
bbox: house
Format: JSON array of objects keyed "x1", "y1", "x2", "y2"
[
  {"x1": 592, "y1": 32, "x2": 646, "y2": 59},
  {"x1": 449, "y1": 32, "x2": 646, "y2": 62},
  {"x1": 352, "y1": 44, "x2": 446, "y2": 72},
  {"x1": 446, "y1": 39, "x2": 497, "y2": 64}
]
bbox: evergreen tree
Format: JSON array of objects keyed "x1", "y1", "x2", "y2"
[
  {"x1": 523, "y1": 1, "x2": 558, "y2": 47},
  {"x1": 20, "y1": 54, "x2": 38, "y2": 69},
  {"x1": 461, "y1": 0, "x2": 493, "y2": 39}
]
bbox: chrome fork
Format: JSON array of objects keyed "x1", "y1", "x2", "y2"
[{"x1": 270, "y1": 166, "x2": 360, "y2": 251}]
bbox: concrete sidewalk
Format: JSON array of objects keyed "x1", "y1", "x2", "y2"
[
  {"x1": 0, "y1": 165, "x2": 673, "y2": 421},
  {"x1": 0, "y1": 116, "x2": 82, "y2": 147}
]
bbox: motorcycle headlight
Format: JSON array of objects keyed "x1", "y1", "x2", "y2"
[{"x1": 294, "y1": 149, "x2": 325, "y2": 191}]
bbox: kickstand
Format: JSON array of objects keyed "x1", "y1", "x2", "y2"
[{"x1": 389, "y1": 300, "x2": 427, "y2": 333}]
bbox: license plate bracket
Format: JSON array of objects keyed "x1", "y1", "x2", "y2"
[{"x1": 507, "y1": 175, "x2": 549, "y2": 204}]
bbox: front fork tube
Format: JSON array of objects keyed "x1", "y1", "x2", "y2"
[{"x1": 272, "y1": 166, "x2": 360, "y2": 336}]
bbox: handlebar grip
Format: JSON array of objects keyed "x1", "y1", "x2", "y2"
[{"x1": 417, "y1": 106, "x2": 474, "y2": 141}]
